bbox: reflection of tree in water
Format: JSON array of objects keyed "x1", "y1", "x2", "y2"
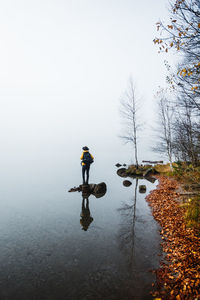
[
  {"x1": 118, "y1": 178, "x2": 138, "y2": 271},
  {"x1": 73, "y1": 267, "x2": 134, "y2": 300}
]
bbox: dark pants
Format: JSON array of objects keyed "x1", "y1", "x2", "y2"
[{"x1": 82, "y1": 164, "x2": 90, "y2": 184}]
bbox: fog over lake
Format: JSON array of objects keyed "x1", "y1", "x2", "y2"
[
  {"x1": 0, "y1": 1, "x2": 173, "y2": 299},
  {"x1": 0, "y1": 0, "x2": 174, "y2": 165}
]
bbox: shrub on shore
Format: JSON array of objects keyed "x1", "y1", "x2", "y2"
[
  {"x1": 172, "y1": 162, "x2": 200, "y2": 232},
  {"x1": 185, "y1": 196, "x2": 200, "y2": 231}
]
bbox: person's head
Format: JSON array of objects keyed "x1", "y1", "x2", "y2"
[{"x1": 82, "y1": 146, "x2": 89, "y2": 151}]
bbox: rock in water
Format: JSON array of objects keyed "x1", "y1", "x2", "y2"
[
  {"x1": 68, "y1": 182, "x2": 107, "y2": 199},
  {"x1": 68, "y1": 186, "x2": 81, "y2": 192},
  {"x1": 143, "y1": 168, "x2": 154, "y2": 177},
  {"x1": 93, "y1": 182, "x2": 107, "y2": 195},
  {"x1": 145, "y1": 177, "x2": 157, "y2": 183},
  {"x1": 88, "y1": 184, "x2": 96, "y2": 192},
  {"x1": 139, "y1": 185, "x2": 146, "y2": 193},
  {"x1": 117, "y1": 168, "x2": 127, "y2": 177},
  {"x1": 123, "y1": 180, "x2": 132, "y2": 187},
  {"x1": 82, "y1": 184, "x2": 90, "y2": 193},
  {"x1": 115, "y1": 163, "x2": 122, "y2": 168}
]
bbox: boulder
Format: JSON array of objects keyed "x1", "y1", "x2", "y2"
[
  {"x1": 68, "y1": 182, "x2": 107, "y2": 199},
  {"x1": 126, "y1": 165, "x2": 137, "y2": 175},
  {"x1": 145, "y1": 177, "x2": 157, "y2": 183},
  {"x1": 154, "y1": 163, "x2": 171, "y2": 173},
  {"x1": 115, "y1": 163, "x2": 122, "y2": 168},
  {"x1": 143, "y1": 168, "x2": 154, "y2": 177},
  {"x1": 123, "y1": 180, "x2": 132, "y2": 187},
  {"x1": 135, "y1": 169, "x2": 144, "y2": 176},
  {"x1": 82, "y1": 184, "x2": 90, "y2": 194},
  {"x1": 93, "y1": 182, "x2": 107, "y2": 195},
  {"x1": 126, "y1": 165, "x2": 144, "y2": 176},
  {"x1": 88, "y1": 184, "x2": 96, "y2": 192},
  {"x1": 117, "y1": 168, "x2": 127, "y2": 177},
  {"x1": 139, "y1": 185, "x2": 146, "y2": 193}
]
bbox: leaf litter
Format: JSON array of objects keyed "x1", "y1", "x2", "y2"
[{"x1": 146, "y1": 176, "x2": 200, "y2": 299}]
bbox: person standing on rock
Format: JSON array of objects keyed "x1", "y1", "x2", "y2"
[{"x1": 80, "y1": 146, "x2": 94, "y2": 185}]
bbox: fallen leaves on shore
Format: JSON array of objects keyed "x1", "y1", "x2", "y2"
[{"x1": 146, "y1": 176, "x2": 200, "y2": 299}]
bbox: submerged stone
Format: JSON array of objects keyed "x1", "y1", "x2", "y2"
[
  {"x1": 117, "y1": 168, "x2": 127, "y2": 177},
  {"x1": 115, "y1": 163, "x2": 122, "y2": 168},
  {"x1": 139, "y1": 185, "x2": 147, "y2": 193},
  {"x1": 123, "y1": 180, "x2": 132, "y2": 187}
]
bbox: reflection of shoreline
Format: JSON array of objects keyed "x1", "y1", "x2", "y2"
[{"x1": 117, "y1": 177, "x2": 160, "y2": 298}]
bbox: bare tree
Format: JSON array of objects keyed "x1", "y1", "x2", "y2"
[
  {"x1": 154, "y1": 90, "x2": 174, "y2": 167},
  {"x1": 120, "y1": 78, "x2": 140, "y2": 168},
  {"x1": 173, "y1": 97, "x2": 200, "y2": 165}
]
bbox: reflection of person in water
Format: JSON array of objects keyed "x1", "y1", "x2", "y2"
[{"x1": 80, "y1": 195, "x2": 93, "y2": 231}]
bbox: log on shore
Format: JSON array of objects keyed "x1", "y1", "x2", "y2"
[{"x1": 142, "y1": 160, "x2": 163, "y2": 164}]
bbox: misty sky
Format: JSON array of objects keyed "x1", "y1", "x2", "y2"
[{"x1": 0, "y1": 0, "x2": 173, "y2": 163}]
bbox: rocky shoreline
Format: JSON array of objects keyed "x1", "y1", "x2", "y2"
[
  {"x1": 116, "y1": 163, "x2": 172, "y2": 183},
  {"x1": 116, "y1": 163, "x2": 200, "y2": 298}
]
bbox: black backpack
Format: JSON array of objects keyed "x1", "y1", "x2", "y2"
[{"x1": 83, "y1": 152, "x2": 93, "y2": 165}]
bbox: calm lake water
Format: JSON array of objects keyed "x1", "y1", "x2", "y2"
[{"x1": 0, "y1": 152, "x2": 161, "y2": 300}]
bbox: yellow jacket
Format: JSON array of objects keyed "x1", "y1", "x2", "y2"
[{"x1": 80, "y1": 150, "x2": 94, "y2": 166}]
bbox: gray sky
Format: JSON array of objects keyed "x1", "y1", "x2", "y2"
[{"x1": 0, "y1": 0, "x2": 173, "y2": 163}]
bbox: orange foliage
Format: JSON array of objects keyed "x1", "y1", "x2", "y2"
[{"x1": 146, "y1": 176, "x2": 200, "y2": 299}]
